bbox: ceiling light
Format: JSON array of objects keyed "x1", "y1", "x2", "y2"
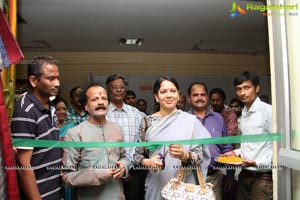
[{"x1": 119, "y1": 38, "x2": 144, "y2": 46}]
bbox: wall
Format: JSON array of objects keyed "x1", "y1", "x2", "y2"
[{"x1": 17, "y1": 52, "x2": 271, "y2": 112}]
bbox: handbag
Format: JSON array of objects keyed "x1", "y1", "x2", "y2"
[{"x1": 161, "y1": 167, "x2": 216, "y2": 200}]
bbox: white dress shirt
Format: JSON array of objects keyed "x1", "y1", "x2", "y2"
[{"x1": 234, "y1": 97, "x2": 272, "y2": 171}]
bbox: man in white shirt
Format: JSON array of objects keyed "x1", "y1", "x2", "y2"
[{"x1": 224, "y1": 71, "x2": 273, "y2": 200}]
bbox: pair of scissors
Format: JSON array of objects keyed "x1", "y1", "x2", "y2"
[{"x1": 158, "y1": 151, "x2": 168, "y2": 170}]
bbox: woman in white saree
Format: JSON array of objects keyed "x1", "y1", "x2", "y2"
[{"x1": 134, "y1": 76, "x2": 211, "y2": 200}]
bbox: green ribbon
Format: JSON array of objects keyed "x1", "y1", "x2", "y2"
[{"x1": 12, "y1": 133, "x2": 282, "y2": 149}]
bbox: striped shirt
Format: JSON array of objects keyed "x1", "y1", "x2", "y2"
[
  {"x1": 11, "y1": 92, "x2": 62, "y2": 200},
  {"x1": 106, "y1": 103, "x2": 146, "y2": 161}
]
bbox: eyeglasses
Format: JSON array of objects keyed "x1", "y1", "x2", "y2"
[{"x1": 110, "y1": 85, "x2": 126, "y2": 90}]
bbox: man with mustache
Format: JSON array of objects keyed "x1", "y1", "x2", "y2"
[
  {"x1": 105, "y1": 74, "x2": 146, "y2": 200},
  {"x1": 124, "y1": 89, "x2": 137, "y2": 107},
  {"x1": 11, "y1": 55, "x2": 63, "y2": 199},
  {"x1": 62, "y1": 83, "x2": 130, "y2": 199},
  {"x1": 209, "y1": 87, "x2": 238, "y2": 137},
  {"x1": 187, "y1": 82, "x2": 234, "y2": 200}
]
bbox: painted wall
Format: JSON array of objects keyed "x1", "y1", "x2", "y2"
[{"x1": 16, "y1": 52, "x2": 271, "y2": 112}]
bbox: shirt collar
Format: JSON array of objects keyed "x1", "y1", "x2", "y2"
[
  {"x1": 27, "y1": 92, "x2": 52, "y2": 114},
  {"x1": 109, "y1": 102, "x2": 128, "y2": 113},
  {"x1": 245, "y1": 97, "x2": 260, "y2": 113},
  {"x1": 187, "y1": 108, "x2": 214, "y2": 119}
]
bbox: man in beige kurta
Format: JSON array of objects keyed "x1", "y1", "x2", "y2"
[{"x1": 62, "y1": 83, "x2": 130, "y2": 200}]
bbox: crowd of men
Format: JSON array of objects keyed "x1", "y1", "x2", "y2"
[{"x1": 10, "y1": 55, "x2": 273, "y2": 200}]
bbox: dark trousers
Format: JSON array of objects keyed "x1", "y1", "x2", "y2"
[
  {"x1": 236, "y1": 169, "x2": 273, "y2": 200},
  {"x1": 222, "y1": 175, "x2": 237, "y2": 200},
  {"x1": 123, "y1": 169, "x2": 148, "y2": 200}
]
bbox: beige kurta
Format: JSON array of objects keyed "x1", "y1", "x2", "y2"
[{"x1": 62, "y1": 120, "x2": 130, "y2": 200}]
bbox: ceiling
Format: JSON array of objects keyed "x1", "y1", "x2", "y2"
[{"x1": 16, "y1": 0, "x2": 268, "y2": 55}]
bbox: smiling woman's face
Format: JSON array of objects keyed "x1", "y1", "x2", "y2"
[
  {"x1": 55, "y1": 101, "x2": 67, "y2": 121},
  {"x1": 155, "y1": 80, "x2": 179, "y2": 112}
]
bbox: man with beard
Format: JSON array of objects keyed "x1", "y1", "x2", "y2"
[
  {"x1": 187, "y1": 82, "x2": 234, "y2": 200},
  {"x1": 62, "y1": 83, "x2": 130, "y2": 199},
  {"x1": 209, "y1": 87, "x2": 238, "y2": 137},
  {"x1": 11, "y1": 55, "x2": 63, "y2": 199}
]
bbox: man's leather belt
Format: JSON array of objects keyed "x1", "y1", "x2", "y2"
[{"x1": 242, "y1": 169, "x2": 272, "y2": 181}]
